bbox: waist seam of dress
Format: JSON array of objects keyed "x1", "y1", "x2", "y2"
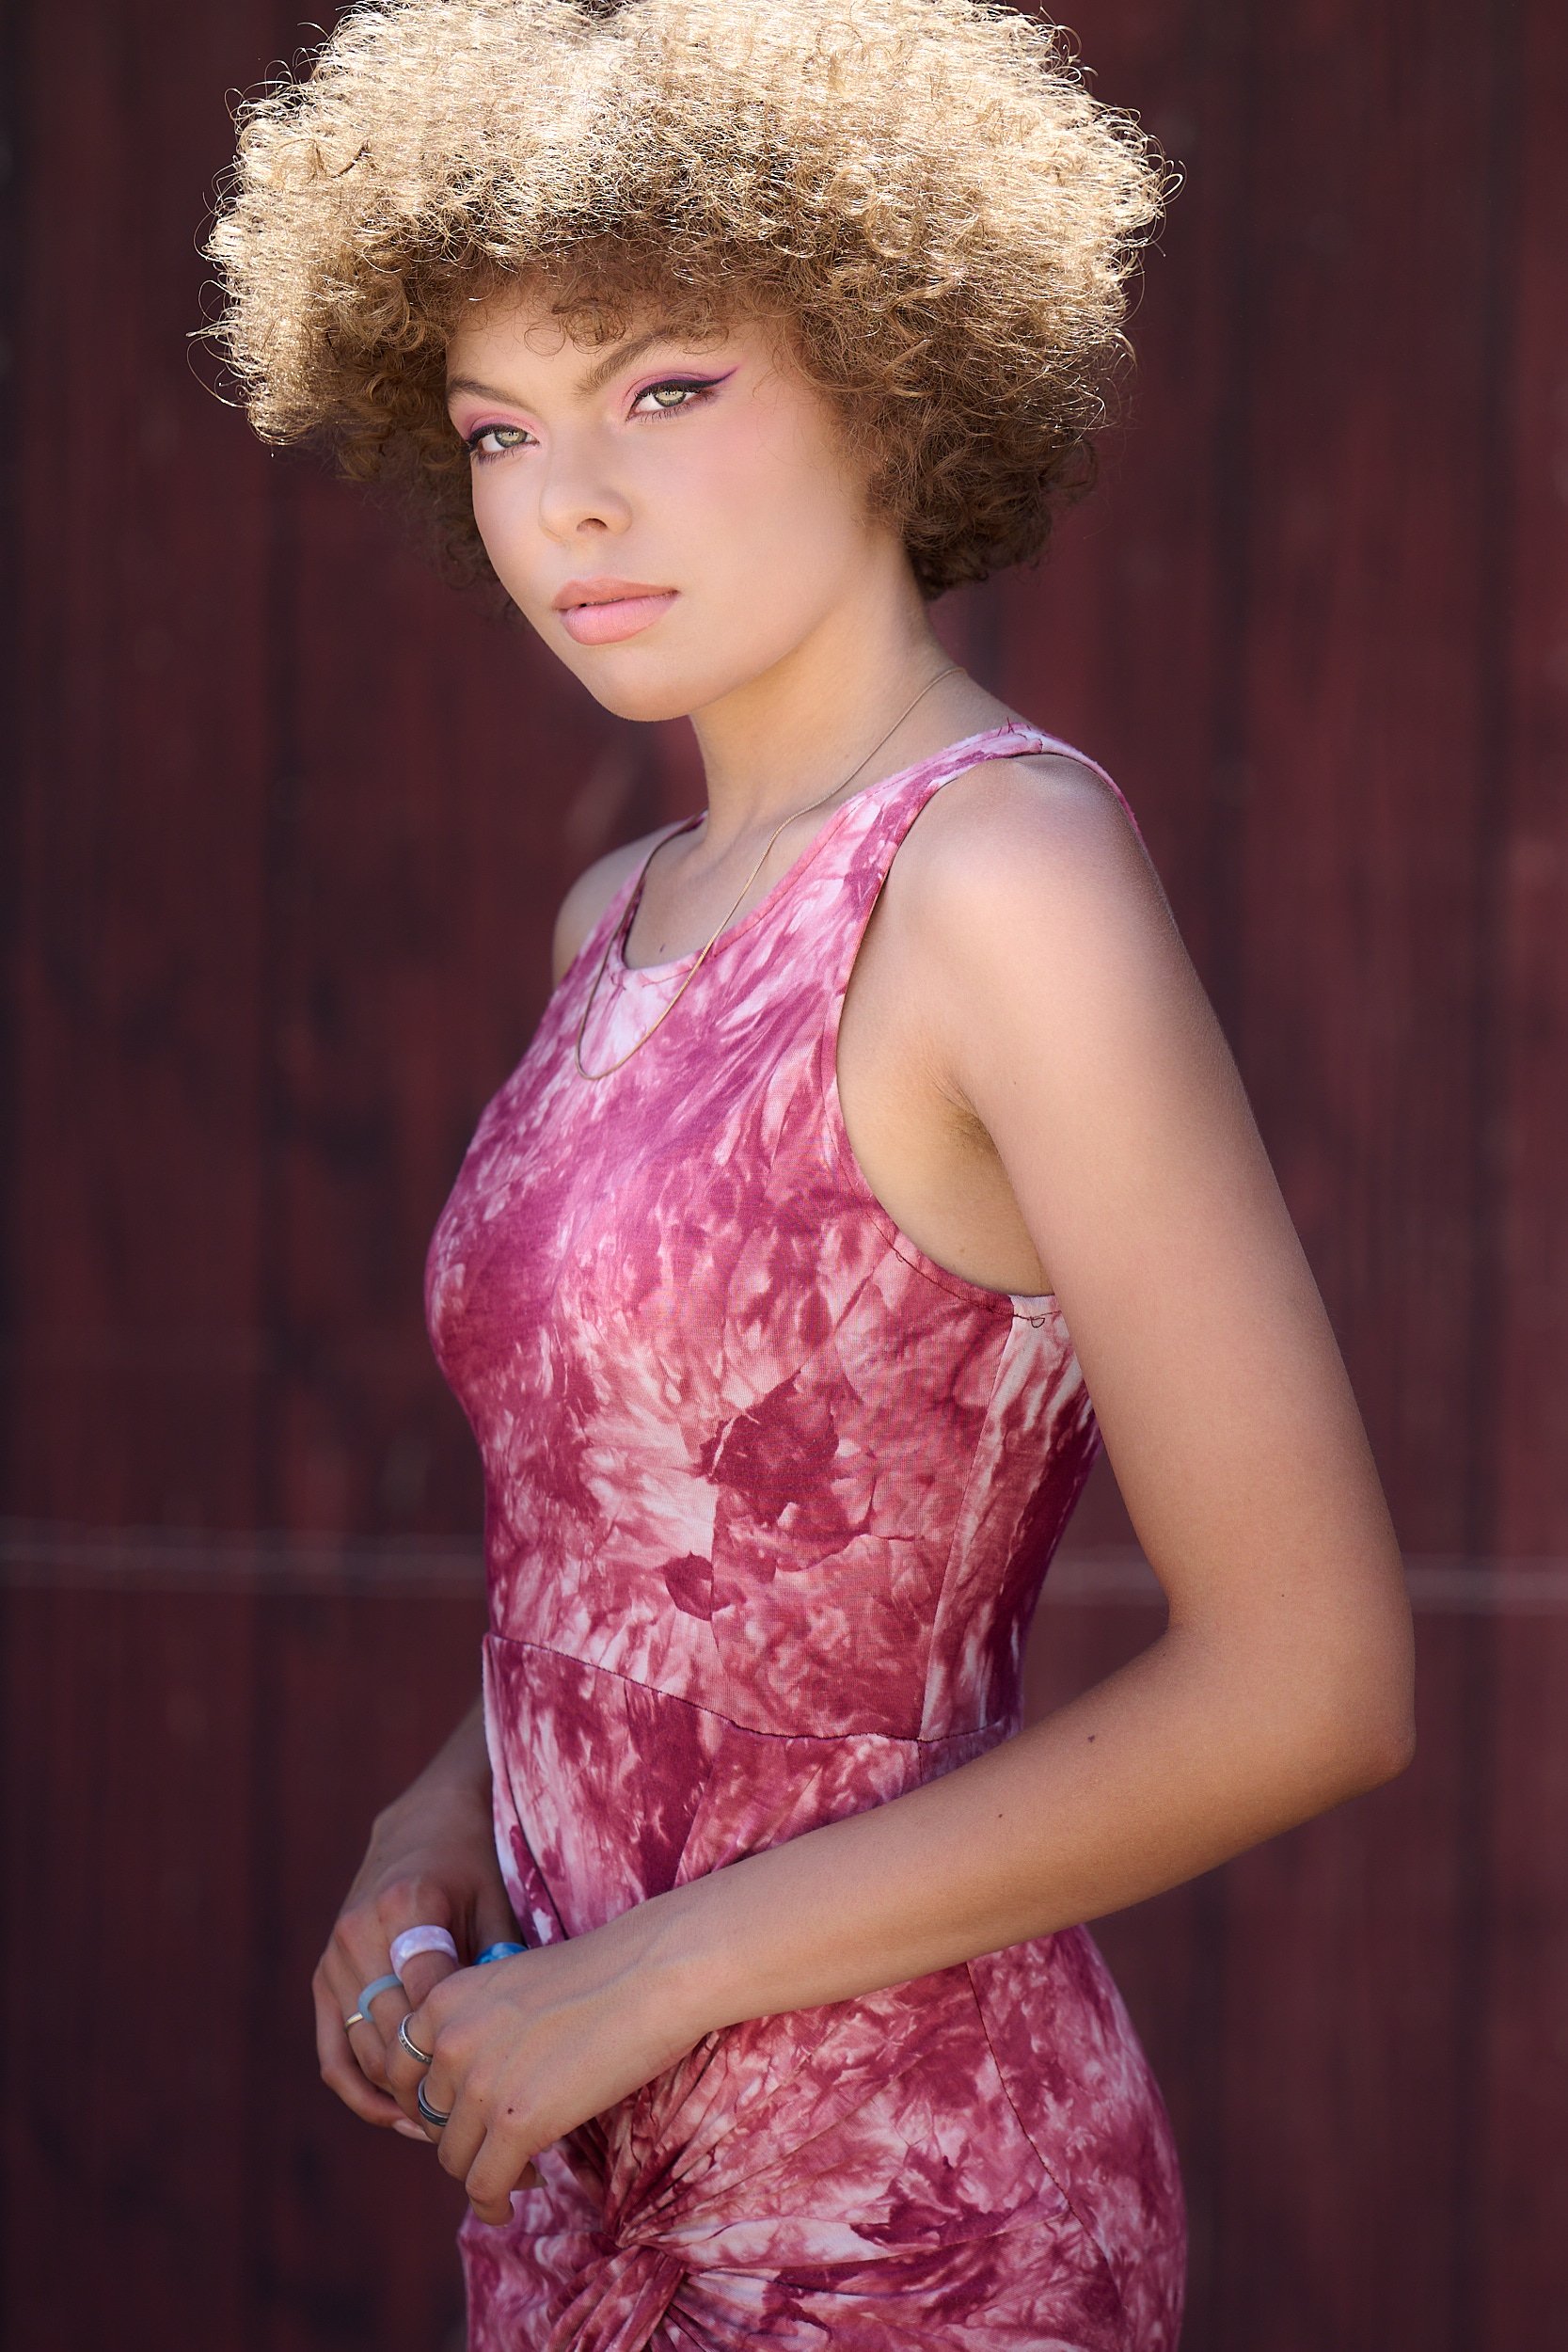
[{"x1": 484, "y1": 1629, "x2": 1016, "y2": 1746}]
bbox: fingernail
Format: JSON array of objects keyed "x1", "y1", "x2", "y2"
[{"x1": 394, "y1": 2120, "x2": 427, "y2": 2141}]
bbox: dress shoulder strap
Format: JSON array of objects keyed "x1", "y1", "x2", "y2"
[
  {"x1": 842, "y1": 718, "x2": 1149, "y2": 912},
  {"x1": 818, "y1": 717, "x2": 1148, "y2": 1029},
  {"x1": 1013, "y1": 724, "x2": 1150, "y2": 858}
]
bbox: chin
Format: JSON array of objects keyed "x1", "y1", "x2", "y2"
[
  {"x1": 536, "y1": 628, "x2": 763, "y2": 725},
  {"x1": 561, "y1": 663, "x2": 708, "y2": 725}
]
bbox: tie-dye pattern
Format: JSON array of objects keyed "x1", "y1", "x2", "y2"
[{"x1": 425, "y1": 722, "x2": 1186, "y2": 2348}]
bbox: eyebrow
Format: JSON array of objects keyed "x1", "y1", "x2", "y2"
[{"x1": 445, "y1": 324, "x2": 692, "y2": 411}]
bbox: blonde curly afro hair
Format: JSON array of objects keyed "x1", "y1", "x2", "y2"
[{"x1": 201, "y1": 0, "x2": 1176, "y2": 600}]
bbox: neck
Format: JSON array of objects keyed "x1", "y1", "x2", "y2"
[{"x1": 682, "y1": 566, "x2": 999, "y2": 856}]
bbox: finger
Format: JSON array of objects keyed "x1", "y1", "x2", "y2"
[
  {"x1": 362, "y1": 1970, "x2": 413, "y2": 2086},
  {"x1": 382, "y1": 1960, "x2": 469, "y2": 2103},
  {"x1": 316, "y1": 1951, "x2": 398, "y2": 2104},
  {"x1": 465, "y1": 2126, "x2": 542, "y2": 2222},
  {"x1": 369, "y1": 1979, "x2": 439, "y2": 2122},
  {"x1": 435, "y1": 2092, "x2": 486, "y2": 2185},
  {"x1": 324, "y1": 1935, "x2": 403, "y2": 2090},
  {"x1": 397, "y1": 1947, "x2": 459, "y2": 2012},
  {"x1": 418, "y1": 2068, "x2": 459, "y2": 2148},
  {"x1": 313, "y1": 1967, "x2": 406, "y2": 2129}
]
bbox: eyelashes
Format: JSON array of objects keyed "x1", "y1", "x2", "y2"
[
  {"x1": 631, "y1": 374, "x2": 725, "y2": 418},
  {"x1": 463, "y1": 425, "x2": 535, "y2": 461},
  {"x1": 463, "y1": 374, "x2": 728, "y2": 462}
]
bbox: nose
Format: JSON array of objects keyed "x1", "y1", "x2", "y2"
[{"x1": 535, "y1": 434, "x2": 632, "y2": 544}]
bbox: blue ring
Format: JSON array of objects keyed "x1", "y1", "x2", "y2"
[
  {"x1": 475, "y1": 1941, "x2": 527, "y2": 1965},
  {"x1": 356, "y1": 1972, "x2": 404, "y2": 2011}
]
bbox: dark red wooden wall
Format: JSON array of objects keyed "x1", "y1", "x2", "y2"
[{"x1": 3, "y1": 3, "x2": 1564, "y2": 2346}]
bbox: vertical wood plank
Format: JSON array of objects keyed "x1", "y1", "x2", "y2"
[
  {"x1": 1479, "y1": 0, "x2": 1568, "y2": 2334},
  {"x1": 2, "y1": 0, "x2": 280, "y2": 2344},
  {"x1": 7, "y1": 0, "x2": 276, "y2": 1527},
  {"x1": 1210, "y1": 4, "x2": 1502, "y2": 2344},
  {"x1": 1, "y1": 1575, "x2": 261, "y2": 2346}
]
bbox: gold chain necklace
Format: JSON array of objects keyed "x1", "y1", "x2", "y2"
[{"x1": 573, "y1": 663, "x2": 961, "y2": 1080}]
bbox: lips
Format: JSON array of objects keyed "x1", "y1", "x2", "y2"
[{"x1": 554, "y1": 579, "x2": 679, "y2": 646}]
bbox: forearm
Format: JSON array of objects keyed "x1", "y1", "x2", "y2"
[
  {"x1": 630, "y1": 1623, "x2": 1411, "y2": 2040},
  {"x1": 384, "y1": 1692, "x2": 491, "y2": 1820}
]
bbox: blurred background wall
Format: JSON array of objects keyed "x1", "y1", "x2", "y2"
[{"x1": 3, "y1": 2, "x2": 1564, "y2": 2346}]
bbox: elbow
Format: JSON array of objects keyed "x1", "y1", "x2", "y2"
[
  {"x1": 1305, "y1": 1581, "x2": 1418, "y2": 1799},
  {"x1": 1345, "y1": 1708, "x2": 1417, "y2": 1793},
  {"x1": 1309, "y1": 1649, "x2": 1418, "y2": 1800},
  {"x1": 1251, "y1": 1630, "x2": 1418, "y2": 1808},
  {"x1": 1271, "y1": 1700, "x2": 1415, "y2": 1819},
  {"x1": 1348, "y1": 1615, "x2": 1418, "y2": 1790}
]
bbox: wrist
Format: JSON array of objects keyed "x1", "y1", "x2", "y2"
[
  {"x1": 377, "y1": 1755, "x2": 492, "y2": 1848},
  {"x1": 406, "y1": 1701, "x2": 493, "y2": 1810},
  {"x1": 608, "y1": 1872, "x2": 745, "y2": 2051}
]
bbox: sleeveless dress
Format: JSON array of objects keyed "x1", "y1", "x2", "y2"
[{"x1": 424, "y1": 720, "x2": 1186, "y2": 2351}]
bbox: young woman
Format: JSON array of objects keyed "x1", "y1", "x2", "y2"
[{"x1": 206, "y1": 3, "x2": 1415, "y2": 2344}]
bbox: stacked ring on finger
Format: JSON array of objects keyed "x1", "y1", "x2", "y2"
[
  {"x1": 388, "y1": 1925, "x2": 460, "y2": 1975},
  {"x1": 417, "y1": 2079, "x2": 451, "y2": 2130},
  {"x1": 343, "y1": 2009, "x2": 369, "y2": 2031},
  {"x1": 356, "y1": 1972, "x2": 404, "y2": 2014},
  {"x1": 398, "y1": 2014, "x2": 435, "y2": 2067}
]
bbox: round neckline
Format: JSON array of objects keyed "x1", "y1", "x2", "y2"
[{"x1": 612, "y1": 722, "x2": 1032, "y2": 982}]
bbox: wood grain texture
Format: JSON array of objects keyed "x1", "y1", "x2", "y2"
[
  {"x1": 2, "y1": 2, "x2": 277, "y2": 2344},
  {"x1": 1181, "y1": 3, "x2": 1507, "y2": 2344},
  {"x1": 5, "y1": 0, "x2": 277, "y2": 1530},
  {"x1": 4, "y1": 0, "x2": 1564, "y2": 2346},
  {"x1": 1477, "y1": 0, "x2": 1568, "y2": 2334}
]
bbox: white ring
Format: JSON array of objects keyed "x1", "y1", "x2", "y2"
[{"x1": 389, "y1": 1924, "x2": 460, "y2": 1975}]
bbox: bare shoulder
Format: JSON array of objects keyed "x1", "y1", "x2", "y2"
[
  {"x1": 887, "y1": 746, "x2": 1176, "y2": 961},
  {"x1": 551, "y1": 828, "x2": 669, "y2": 987}
]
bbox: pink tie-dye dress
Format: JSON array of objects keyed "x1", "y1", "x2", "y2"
[{"x1": 424, "y1": 721, "x2": 1186, "y2": 2350}]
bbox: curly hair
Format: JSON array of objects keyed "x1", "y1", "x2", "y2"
[{"x1": 199, "y1": 0, "x2": 1177, "y2": 601}]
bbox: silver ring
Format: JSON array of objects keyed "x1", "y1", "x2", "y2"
[
  {"x1": 398, "y1": 2014, "x2": 434, "y2": 2068},
  {"x1": 417, "y1": 2079, "x2": 451, "y2": 2131},
  {"x1": 343, "y1": 2010, "x2": 368, "y2": 2032}
]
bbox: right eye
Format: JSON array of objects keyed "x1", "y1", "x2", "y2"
[{"x1": 465, "y1": 424, "x2": 533, "y2": 462}]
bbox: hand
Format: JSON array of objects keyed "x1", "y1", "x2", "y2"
[
  {"x1": 388, "y1": 1907, "x2": 704, "y2": 2223},
  {"x1": 314, "y1": 1733, "x2": 522, "y2": 2147}
]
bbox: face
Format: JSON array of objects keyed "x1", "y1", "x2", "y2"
[{"x1": 443, "y1": 280, "x2": 904, "y2": 722}]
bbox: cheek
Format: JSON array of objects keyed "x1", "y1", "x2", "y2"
[
  {"x1": 665, "y1": 409, "x2": 865, "y2": 589},
  {"x1": 467, "y1": 469, "x2": 544, "y2": 590}
]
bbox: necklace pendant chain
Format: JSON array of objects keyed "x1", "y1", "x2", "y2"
[{"x1": 572, "y1": 663, "x2": 961, "y2": 1081}]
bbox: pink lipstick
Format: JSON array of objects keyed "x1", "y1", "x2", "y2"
[{"x1": 553, "y1": 576, "x2": 678, "y2": 645}]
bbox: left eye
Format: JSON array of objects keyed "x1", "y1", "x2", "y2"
[{"x1": 631, "y1": 379, "x2": 715, "y2": 416}]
